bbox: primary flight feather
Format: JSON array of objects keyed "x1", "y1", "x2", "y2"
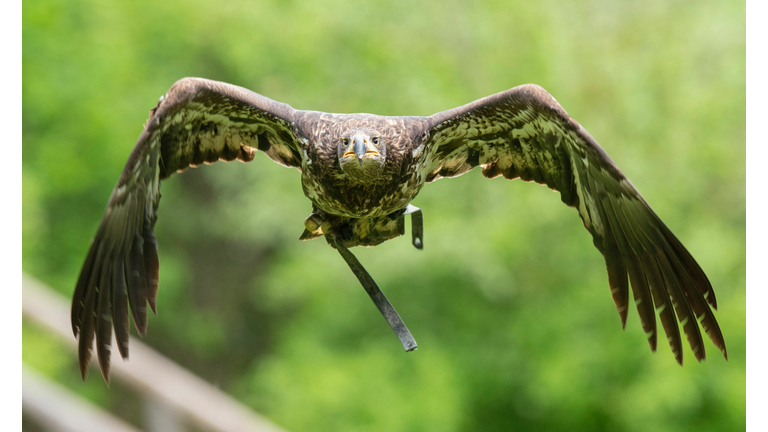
[{"x1": 72, "y1": 77, "x2": 726, "y2": 382}]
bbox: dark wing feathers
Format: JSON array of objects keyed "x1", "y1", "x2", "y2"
[
  {"x1": 424, "y1": 84, "x2": 725, "y2": 364},
  {"x1": 71, "y1": 78, "x2": 303, "y2": 381}
]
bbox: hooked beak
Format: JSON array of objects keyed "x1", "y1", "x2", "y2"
[{"x1": 354, "y1": 137, "x2": 367, "y2": 166}]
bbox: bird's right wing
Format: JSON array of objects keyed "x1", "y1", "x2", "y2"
[
  {"x1": 72, "y1": 78, "x2": 305, "y2": 382},
  {"x1": 422, "y1": 84, "x2": 726, "y2": 365}
]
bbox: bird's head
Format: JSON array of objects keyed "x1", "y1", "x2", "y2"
[{"x1": 337, "y1": 127, "x2": 387, "y2": 182}]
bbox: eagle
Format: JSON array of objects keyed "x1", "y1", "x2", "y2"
[{"x1": 72, "y1": 77, "x2": 727, "y2": 382}]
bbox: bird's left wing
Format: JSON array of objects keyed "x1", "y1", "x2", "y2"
[
  {"x1": 423, "y1": 84, "x2": 726, "y2": 365},
  {"x1": 72, "y1": 78, "x2": 304, "y2": 381}
]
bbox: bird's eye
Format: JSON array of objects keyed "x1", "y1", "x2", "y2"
[
  {"x1": 341, "y1": 138, "x2": 349, "y2": 145},
  {"x1": 372, "y1": 137, "x2": 380, "y2": 146}
]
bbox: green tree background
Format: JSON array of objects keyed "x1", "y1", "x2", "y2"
[{"x1": 22, "y1": 0, "x2": 745, "y2": 431}]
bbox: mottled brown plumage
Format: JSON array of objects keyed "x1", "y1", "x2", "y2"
[{"x1": 72, "y1": 77, "x2": 726, "y2": 382}]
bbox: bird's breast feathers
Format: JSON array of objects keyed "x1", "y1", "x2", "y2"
[{"x1": 297, "y1": 114, "x2": 430, "y2": 218}]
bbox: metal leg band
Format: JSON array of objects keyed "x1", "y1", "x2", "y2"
[{"x1": 404, "y1": 204, "x2": 423, "y2": 250}]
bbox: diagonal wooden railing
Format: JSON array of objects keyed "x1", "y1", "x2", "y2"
[
  {"x1": 22, "y1": 274, "x2": 288, "y2": 432},
  {"x1": 23, "y1": 364, "x2": 143, "y2": 432}
]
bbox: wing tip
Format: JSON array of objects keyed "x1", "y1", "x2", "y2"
[
  {"x1": 78, "y1": 340, "x2": 92, "y2": 382},
  {"x1": 647, "y1": 329, "x2": 657, "y2": 352},
  {"x1": 134, "y1": 318, "x2": 148, "y2": 337},
  {"x1": 98, "y1": 358, "x2": 112, "y2": 386}
]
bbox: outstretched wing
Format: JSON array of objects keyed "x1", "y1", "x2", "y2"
[
  {"x1": 423, "y1": 84, "x2": 726, "y2": 365},
  {"x1": 71, "y1": 78, "x2": 304, "y2": 381}
]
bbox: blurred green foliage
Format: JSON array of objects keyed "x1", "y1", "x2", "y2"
[{"x1": 23, "y1": 0, "x2": 745, "y2": 431}]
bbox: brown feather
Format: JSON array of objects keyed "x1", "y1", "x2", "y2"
[
  {"x1": 112, "y1": 259, "x2": 130, "y2": 360},
  {"x1": 143, "y1": 212, "x2": 160, "y2": 315},
  {"x1": 95, "y1": 255, "x2": 113, "y2": 383},
  {"x1": 601, "y1": 195, "x2": 657, "y2": 351}
]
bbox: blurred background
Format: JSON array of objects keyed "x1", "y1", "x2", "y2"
[{"x1": 22, "y1": 0, "x2": 745, "y2": 431}]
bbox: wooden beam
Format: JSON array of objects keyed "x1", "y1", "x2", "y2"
[
  {"x1": 22, "y1": 274, "x2": 287, "y2": 432},
  {"x1": 23, "y1": 365, "x2": 142, "y2": 432}
]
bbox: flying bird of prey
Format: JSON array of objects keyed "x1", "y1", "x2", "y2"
[{"x1": 72, "y1": 78, "x2": 727, "y2": 382}]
